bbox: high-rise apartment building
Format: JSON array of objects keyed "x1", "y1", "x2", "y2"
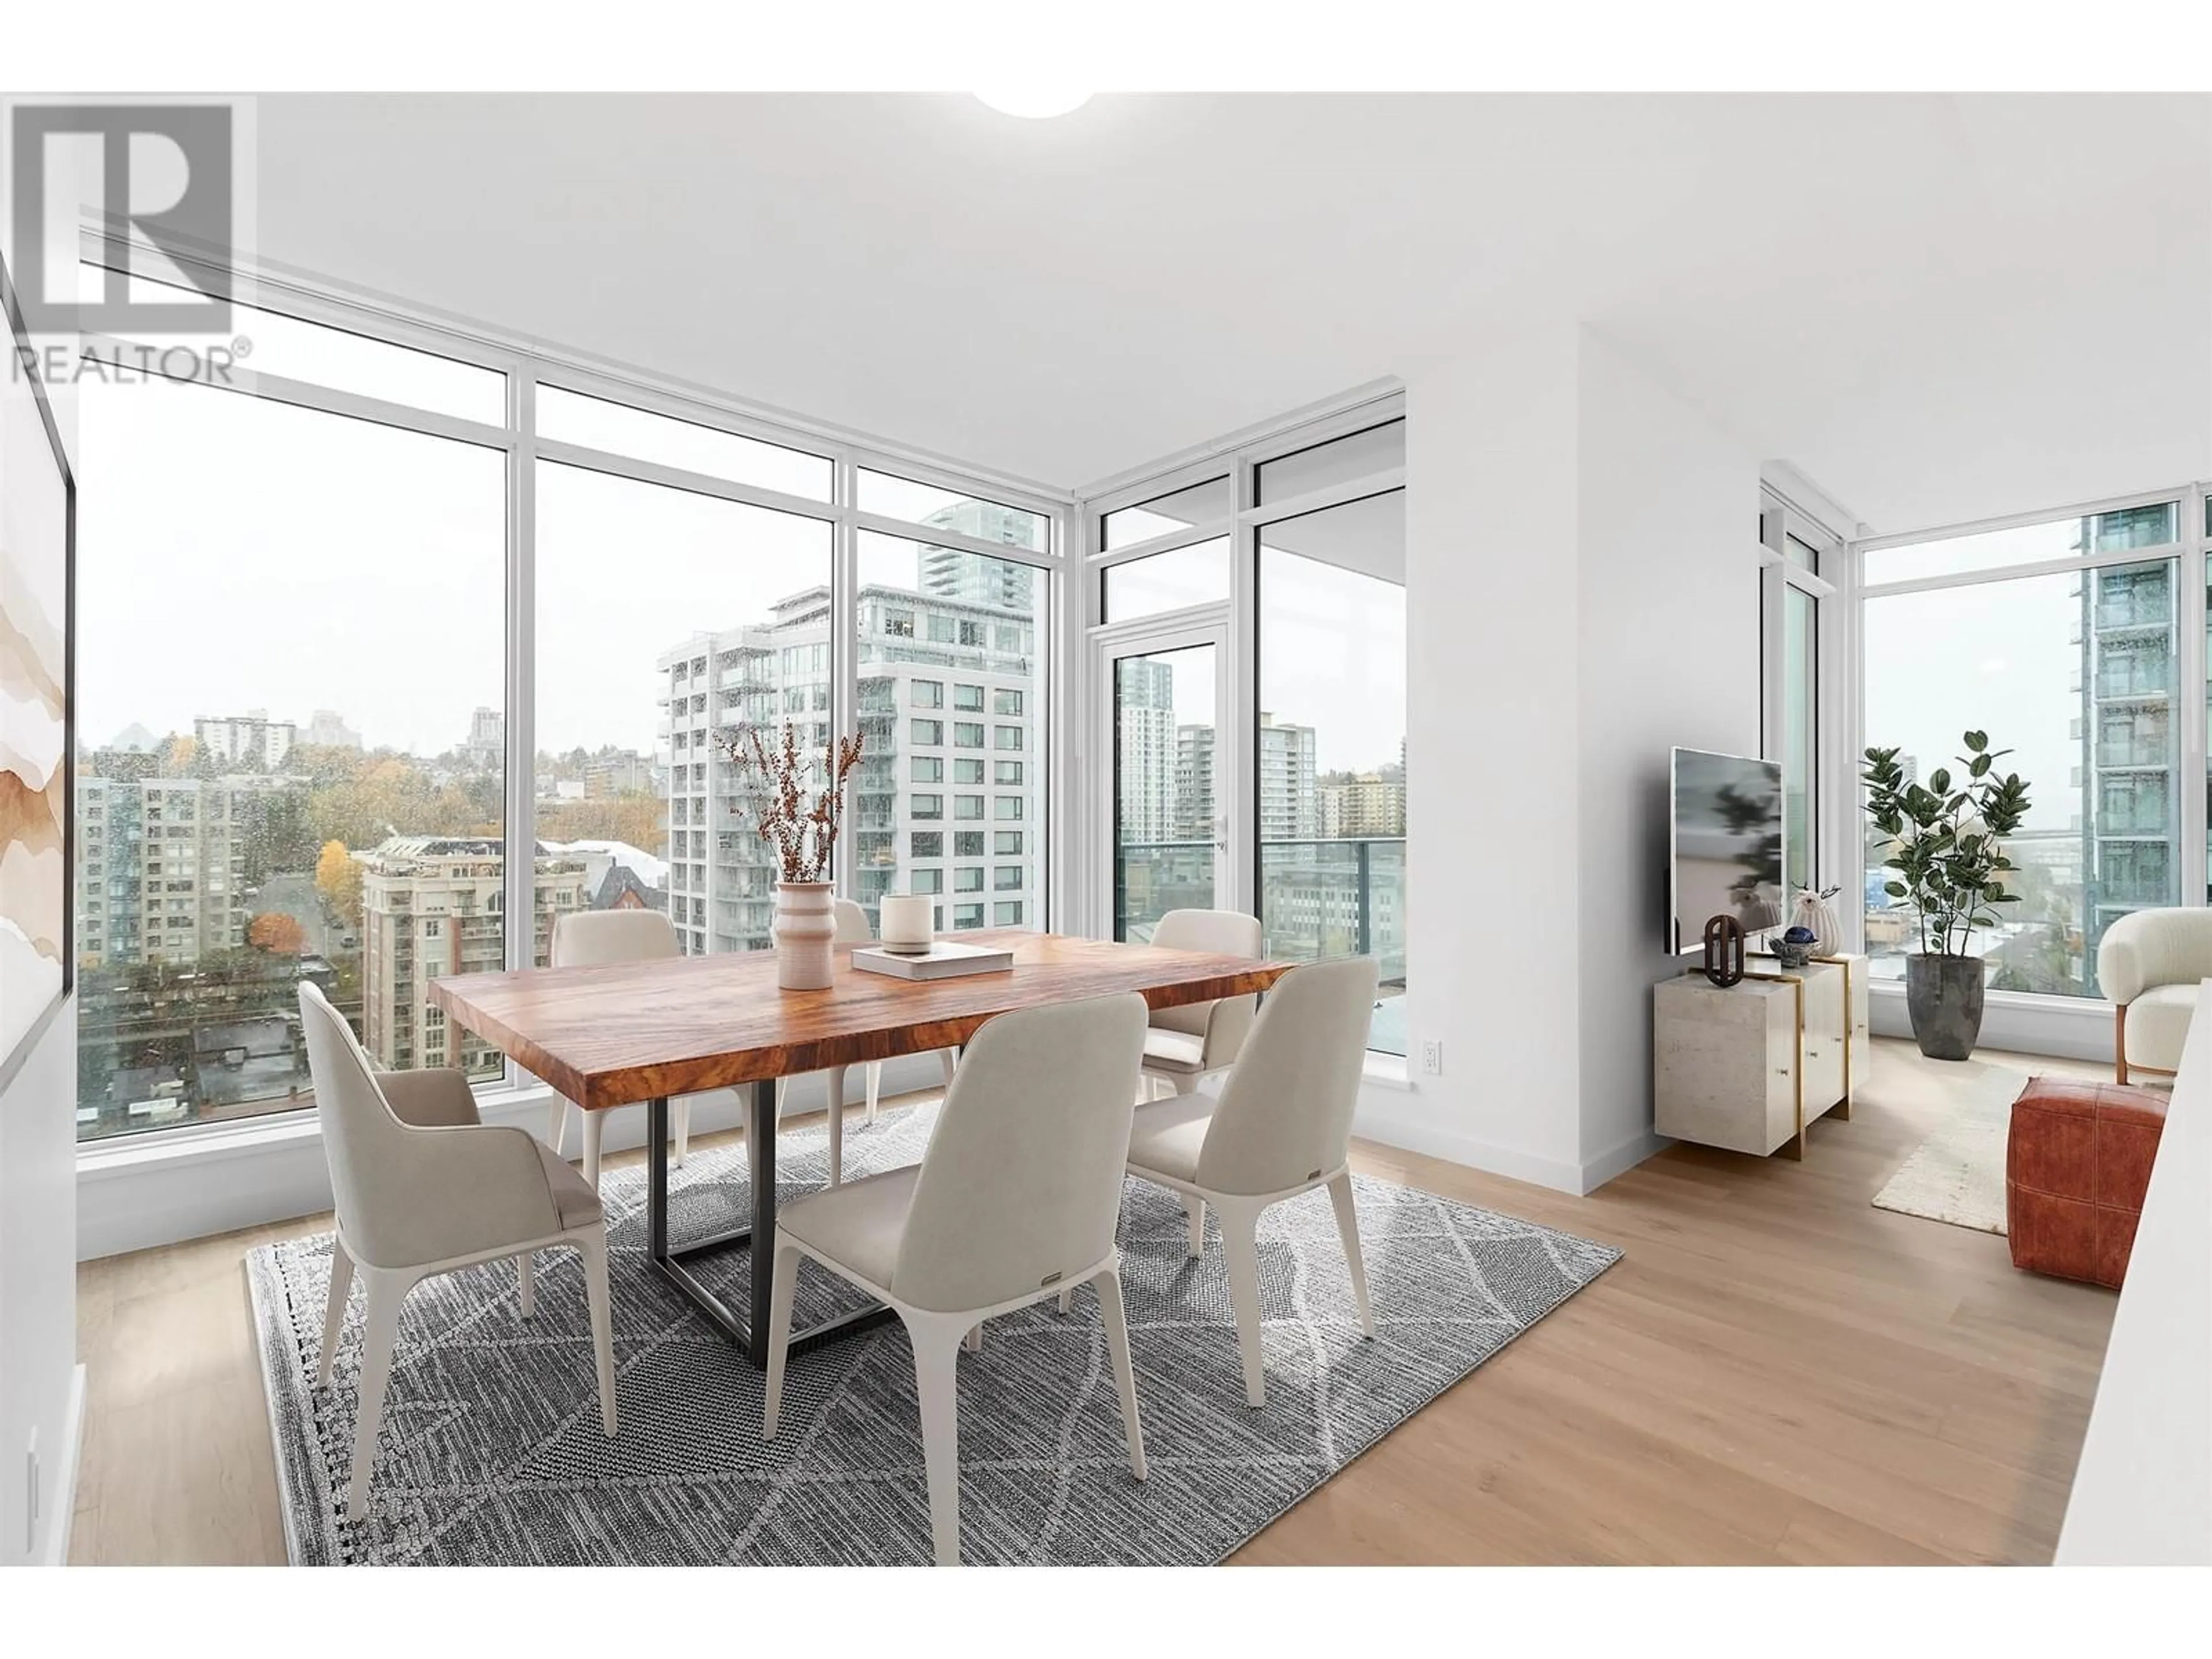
[
  {"x1": 195, "y1": 710, "x2": 296, "y2": 770},
  {"x1": 1174, "y1": 724, "x2": 1217, "y2": 843},
  {"x1": 2076, "y1": 535, "x2": 2177, "y2": 994},
  {"x1": 1257, "y1": 713, "x2": 1320, "y2": 842},
  {"x1": 919, "y1": 508, "x2": 1042, "y2": 605},
  {"x1": 583, "y1": 749, "x2": 654, "y2": 797},
  {"x1": 1154, "y1": 713, "x2": 1325, "y2": 849},
  {"x1": 358, "y1": 836, "x2": 585, "y2": 1075},
  {"x1": 460, "y1": 706, "x2": 505, "y2": 768},
  {"x1": 304, "y1": 709, "x2": 363, "y2": 750},
  {"x1": 657, "y1": 549, "x2": 1044, "y2": 953},
  {"x1": 1320, "y1": 774, "x2": 1408, "y2": 839},
  {"x1": 1116, "y1": 661, "x2": 1177, "y2": 847},
  {"x1": 75, "y1": 773, "x2": 295, "y2": 967}
]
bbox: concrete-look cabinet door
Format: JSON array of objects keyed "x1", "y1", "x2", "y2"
[{"x1": 1654, "y1": 960, "x2": 1853, "y2": 1158}]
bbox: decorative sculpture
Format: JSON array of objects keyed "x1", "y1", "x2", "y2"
[{"x1": 1702, "y1": 914, "x2": 1746, "y2": 987}]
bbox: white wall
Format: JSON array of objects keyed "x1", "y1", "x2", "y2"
[
  {"x1": 0, "y1": 1008, "x2": 81, "y2": 1565},
  {"x1": 1574, "y1": 334, "x2": 1762, "y2": 1184},
  {"x1": 1377, "y1": 322, "x2": 1589, "y2": 1191},
  {"x1": 1, "y1": 233, "x2": 82, "y2": 1564},
  {"x1": 1, "y1": 226, "x2": 84, "y2": 1563},
  {"x1": 1365, "y1": 324, "x2": 1762, "y2": 1194}
]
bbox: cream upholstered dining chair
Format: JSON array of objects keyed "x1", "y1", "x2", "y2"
[
  {"x1": 774, "y1": 897, "x2": 960, "y2": 1184},
  {"x1": 1124, "y1": 955, "x2": 1380, "y2": 1408},
  {"x1": 762, "y1": 993, "x2": 1151, "y2": 1566},
  {"x1": 299, "y1": 983, "x2": 616, "y2": 1521},
  {"x1": 1139, "y1": 908, "x2": 1263, "y2": 1099},
  {"x1": 2097, "y1": 907, "x2": 2212, "y2": 1082},
  {"x1": 546, "y1": 908, "x2": 690, "y2": 1187}
]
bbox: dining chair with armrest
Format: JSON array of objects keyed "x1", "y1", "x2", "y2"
[
  {"x1": 1123, "y1": 954, "x2": 1380, "y2": 1407},
  {"x1": 546, "y1": 908, "x2": 691, "y2": 1187},
  {"x1": 1139, "y1": 908, "x2": 1263, "y2": 1103},
  {"x1": 762, "y1": 991, "x2": 1152, "y2": 1565},
  {"x1": 300, "y1": 982, "x2": 616, "y2": 1521}
]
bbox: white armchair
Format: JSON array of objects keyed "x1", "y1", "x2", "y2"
[
  {"x1": 762, "y1": 991, "x2": 1152, "y2": 1565},
  {"x1": 299, "y1": 983, "x2": 616, "y2": 1521},
  {"x1": 1139, "y1": 908, "x2": 1263, "y2": 1099},
  {"x1": 2096, "y1": 908, "x2": 2212, "y2": 1082}
]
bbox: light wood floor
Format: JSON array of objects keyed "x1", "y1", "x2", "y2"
[{"x1": 69, "y1": 1040, "x2": 2120, "y2": 1566}]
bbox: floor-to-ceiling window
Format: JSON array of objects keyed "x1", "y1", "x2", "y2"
[
  {"x1": 1082, "y1": 399, "x2": 1407, "y2": 1055},
  {"x1": 1858, "y1": 498, "x2": 2196, "y2": 999},
  {"x1": 74, "y1": 315, "x2": 508, "y2": 1137},
  {"x1": 1255, "y1": 466, "x2": 1406, "y2": 1054},
  {"x1": 533, "y1": 459, "x2": 834, "y2": 961},
  {"x1": 1762, "y1": 493, "x2": 1841, "y2": 900},
  {"x1": 853, "y1": 505, "x2": 1051, "y2": 935},
  {"x1": 71, "y1": 250, "x2": 1065, "y2": 1142}
]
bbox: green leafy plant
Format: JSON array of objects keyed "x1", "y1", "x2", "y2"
[{"x1": 1862, "y1": 732, "x2": 2032, "y2": 959}]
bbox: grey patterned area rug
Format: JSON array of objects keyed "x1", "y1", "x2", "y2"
[{"x1": 248, "y1": 1102, "x2": 1619, "y2": 1566}]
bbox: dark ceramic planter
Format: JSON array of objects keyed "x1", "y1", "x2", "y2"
[{"x1": 1905, "y1": 953, "x2": 1986, "y2": 1061}]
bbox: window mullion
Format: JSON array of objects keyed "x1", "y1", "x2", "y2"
[
  {"x1": 835, "y1": 455, "x2": 859, "y2": 905},
  {"x1": 505, "y1": 368, "x2": 537, "y2": 997},
  {"x1": 2182, "y1": 492, "x2": 2210, "y2": 908}
]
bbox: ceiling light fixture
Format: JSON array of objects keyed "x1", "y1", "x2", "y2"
[{"x1": 975, "y1": 90, "x2": 1093, "y2": 119}]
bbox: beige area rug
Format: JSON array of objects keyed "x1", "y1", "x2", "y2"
[{"x1": 1872, "y1": 1081, "x2": 2016, "y2": 1234}]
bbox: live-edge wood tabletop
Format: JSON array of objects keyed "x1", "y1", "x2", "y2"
[{"x1": 429, "y1": 929, "x2": 1289, "y2": 1110}]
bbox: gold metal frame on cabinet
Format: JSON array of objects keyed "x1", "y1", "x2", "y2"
[
  {"x1": 1812, "y1": 953, "x2": 1855, "y2": 1119},
  {"x1": 1737, "y1": 970, "x2": 1808, "y2": 1160},
  {"x1": 1679, "y1": 952, "x2": 1862, "y2": 1161}
]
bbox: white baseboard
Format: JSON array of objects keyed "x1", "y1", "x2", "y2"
[
  {"x1": 1577, "y1": 1127, "x2": 1670, "y2": 1194},
  {"x1": 1353, "y1": 1082, "x2": 1667, "y2": 1197},
  {"x1": 77, "y1": 1056, "x2": 946, "y2": 1261},
  {"x1": 1352, "y1": 1090, "x2": 1586, "y2": 1194},
  {"x1": 42, "y1": 1363, "x2": 86, "y2": 1567}
]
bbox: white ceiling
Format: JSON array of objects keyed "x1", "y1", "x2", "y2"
[{"x1": 251, "y1": 92, "x2": 2212, "y2": 533}]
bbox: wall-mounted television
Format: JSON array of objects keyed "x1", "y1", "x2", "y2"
[{"x1": 1669, "y1": 747, "x2": 1783, "y2": 954}]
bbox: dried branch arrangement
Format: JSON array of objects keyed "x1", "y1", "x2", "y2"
[{"x1": 715, "y1": 722, "x2": 865, "y2": 884}]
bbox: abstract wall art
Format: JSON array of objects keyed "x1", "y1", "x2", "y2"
[{"x1": 1, "y1": 249, "x2": 75, "y2": 1090}]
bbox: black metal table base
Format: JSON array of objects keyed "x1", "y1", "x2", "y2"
[{"x1": 643, "y1": 1080, "x2": 897, "y2": 1367}]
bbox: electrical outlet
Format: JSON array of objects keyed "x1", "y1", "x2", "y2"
[{"x1": 1421, "y1": 1040, "x2": 1444, "y2": 1076}]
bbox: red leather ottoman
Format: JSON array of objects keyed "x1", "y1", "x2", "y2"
[{"x1": 2006, "y1": 1078, "x2": 2167, "y2": 1289}]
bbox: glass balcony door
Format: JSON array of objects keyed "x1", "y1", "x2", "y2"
[{"x1": 1093, "y1": 621, "x2": 1231, "y2": 942}]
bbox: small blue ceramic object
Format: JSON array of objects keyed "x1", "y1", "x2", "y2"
[{"x1": 1774, "y1": 925, "x2": 1817, "y2": 970}]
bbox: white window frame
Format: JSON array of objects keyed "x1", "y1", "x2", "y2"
[
  {"x1": 1760, "y1": 488, "x2": 1843, "y2": 902},
  {"x1": 1071, "y1": 388, "x2": 1407, "y2": 950},
  {"x1": 73, "y1": 226, "x2": 1071, "y2": 1162},
  {"x1": 1849, "y1": 482, "x2": 2210, "y2": 1044}
]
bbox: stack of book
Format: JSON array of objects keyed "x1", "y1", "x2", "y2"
[{"x1": 851, "y1": 940, "x2": 1016, "y2": 980}]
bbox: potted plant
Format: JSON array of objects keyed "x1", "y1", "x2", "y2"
[
  {"x1": 717, "y1": 722, "x2": 864, "y2": 990},
  {"x1": 1861, "y1": 732, "x2": 2032, "y2": 1060}
]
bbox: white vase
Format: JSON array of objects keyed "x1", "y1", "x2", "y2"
[
  {"x1": 773, "y1": 881, "x2": 836, "y2": 990},
  {"x1": 1791, "y1": 889, "x2": 1840, "y2": 958}
]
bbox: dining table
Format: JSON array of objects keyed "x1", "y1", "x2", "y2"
[{"x1": 429, "y1": 929, "x2": 1290, "y2": 1368}]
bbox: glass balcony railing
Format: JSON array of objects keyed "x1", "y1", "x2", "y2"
[
  {"x1": 1257, "y1": 837, "x2": 1407, "y2": 983},
  {"x1": 2096, "y1": 739, "x2": 2171, "y2": 768},
  {"x1": 1113, "y1": 835, "x2": 1408, "y2": 1057},
  {"x1": 1113, "y1": 840, "x2": 1214, "y2": 946}
]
